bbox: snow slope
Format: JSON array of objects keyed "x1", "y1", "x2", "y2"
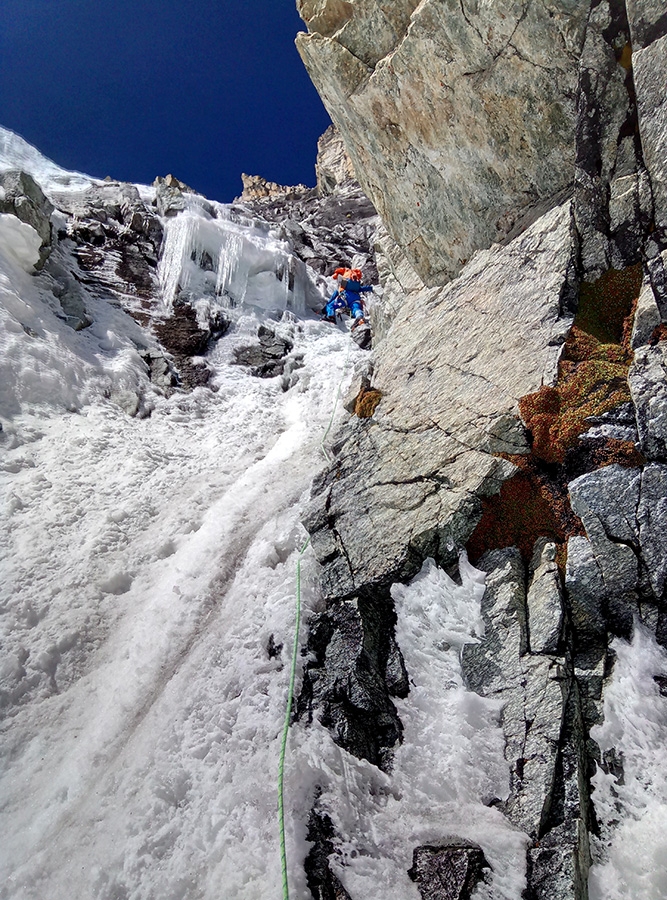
[{"x1": 7, "y1": 126, "x2": 663, "y2": 900}]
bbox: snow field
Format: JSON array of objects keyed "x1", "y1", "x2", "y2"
[{"x1": 1, "y1": 245, "x2": 356, "y2": 897}]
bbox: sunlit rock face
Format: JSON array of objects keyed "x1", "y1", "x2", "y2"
[{"x1": 296, "y1": 0, "x2": 589, "y2": 285}]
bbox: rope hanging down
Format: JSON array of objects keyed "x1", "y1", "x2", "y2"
[
  {"x1": 278, "y1": 327, "x2": 354, "y2": 898},
  {"x1": 277, "y1": 536, "x2": 310, "y2": 900}
]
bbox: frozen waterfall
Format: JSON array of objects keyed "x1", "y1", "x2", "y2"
[{"x1": 157, "y1": 197, "x2": 324, "y2": 318}]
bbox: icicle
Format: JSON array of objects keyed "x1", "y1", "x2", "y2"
[{"x1": 157, "y1": 201, "x2": 325, "y2": 317}]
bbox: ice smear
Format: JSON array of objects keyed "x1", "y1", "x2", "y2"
[
  {"x1": 289, "y1": 556, "x2": 528, "y2": 900},
  {"x1": 589, "y1": 623, "x2": 667, "y2": 900}
]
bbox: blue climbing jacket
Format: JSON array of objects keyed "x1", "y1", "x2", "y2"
[{"x1": 325, "y1": 280, "x2": 373, "y2": 320}]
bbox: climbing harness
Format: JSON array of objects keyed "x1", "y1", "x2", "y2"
[{"x1": 277, "y1": 333, "x2": 354, "y2": 898}]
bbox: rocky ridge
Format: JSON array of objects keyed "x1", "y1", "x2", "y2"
[
  {"x1": 294, "y1": 1, "x2": 667, "y2": 898},
  {"x1": 0, "y1": 129, "x2": 377, "y2": 403}
]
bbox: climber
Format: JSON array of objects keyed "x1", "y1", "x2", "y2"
[{"x1": 322, "y1": 266, "x2": 373, "y2": 329}]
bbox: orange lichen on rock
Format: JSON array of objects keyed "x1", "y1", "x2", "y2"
[
  {"x1": 466, "y1": 456, "x2": 584, "y2": 564},
  {"x1": 354, "y1": 388, "x2": 383, "y2": 418},
  {"x1": 519, "y1": 265, "x2": 641, "y2": 464},
  {"x1": 467, "y1": 264, "x2": 644, "y2": 567},
  {"x1": 649, "y1": 323, "x2": 667, "y2": 346}
]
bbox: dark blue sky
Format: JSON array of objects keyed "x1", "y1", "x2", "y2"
[{"x1": 0, "y1": 0, "x2": 331, "y2": 201}]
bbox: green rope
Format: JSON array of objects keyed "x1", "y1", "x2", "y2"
[
  {"x1": 277, "y1": 324, "x2": 355, "y2": 896},
  {"x1": 278, "y1": 535, "x2": 311, "y2": 900}
]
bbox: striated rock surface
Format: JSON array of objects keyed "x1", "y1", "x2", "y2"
[{"x1": 296, "y1": 0, "x2": 589, "y2": 284}]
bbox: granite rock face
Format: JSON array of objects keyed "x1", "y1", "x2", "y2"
[
  {"x1": 304, "y1": 201, "x2": 574, "y2": 600},
  {"x1": 291, "y1": 3, "x2": 667, "y2": 895},
  {"x1": 296, "y1": 0, "x2": 589, "y2": 285},
  {"x1": 297, "y1": 0, "x2": 667, "y2": 291}
]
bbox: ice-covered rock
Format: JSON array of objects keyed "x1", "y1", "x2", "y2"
[
  {"x1": 0, "y1": 170, "x2": 53, "y2": 265},
  {"x1": 461, "y1": 548, "x2": 591, "y2": 900}
]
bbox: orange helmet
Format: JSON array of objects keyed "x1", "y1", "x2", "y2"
[{"x1": 333, "y1": 267, "x2": 363, "y2": 282}]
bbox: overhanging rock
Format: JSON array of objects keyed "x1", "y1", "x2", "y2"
[{"x1": 296, "y1": 0, "x2": 588, "y2": 285}]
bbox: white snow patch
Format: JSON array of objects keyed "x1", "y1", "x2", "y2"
[
  {"x1": 0, "y1": 243, "x2": 156, "y2": 418},
  {"x1": 0, "y1": 214, "x2": 42, "y2": 271},
  {"x1": 589, "y1": 623, "x2": 667, "y2": 900}
]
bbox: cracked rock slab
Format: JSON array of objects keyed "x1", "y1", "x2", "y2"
[
  {"x1": 634, "y1": 34, "x2": 667, "y2": 236},
  {"x1": 630, "y1": 340, "x2": 667, "y2": 460},
  {"x1": 304, "y1": 202, "x2": 575, "y2": 599},
  {"x1": 637, "y1": 463, "x2": 667, "y2": 600},
  {"x1": 527, "y1": 540, "x2": 565, "y2": 654}
]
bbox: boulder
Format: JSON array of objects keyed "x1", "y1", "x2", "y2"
[
  {"x1": 568, "y1": 464, "x2": 641, "y2": 544},
  {"x1": 407, "y1": 840, "x2": 489, "y2": 900},
  {"x1": 233, "y1": 324, "x2": 297, "y2": 378},
  {"x1": 0, "y1": 170, "x2": 53, "y2": 264},
  {"x1": 568, "y1": 467, "x2": 640, "y2": 635},
  {"x1": 631, "y1": 270, "x2": 663, "y2": 348},
  {"x1": 296, "y1": 593, "x2": 408, "y2": 771}
]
